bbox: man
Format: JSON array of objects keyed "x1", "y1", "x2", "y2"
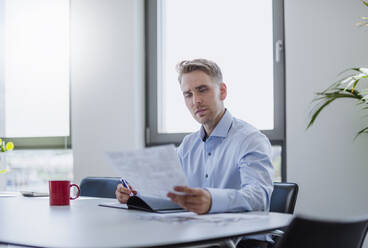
[{"x1": 116, "y1": 59, "x2": 274, "y2": 248}]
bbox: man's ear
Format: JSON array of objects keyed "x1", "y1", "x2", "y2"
[{"x1": 219, "y1": 82, "x2": 227, "y2": 101}]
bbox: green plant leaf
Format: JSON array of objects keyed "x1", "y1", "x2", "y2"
[
  {"x1": 344, "y1": 79, "x2": 358, "y2": 91},
  {"x1": 358, "y1": 67, "x2": 368, "y2": 73},
  {"x1": 354, "y1": 126, "x2": 368, "y2": 140},
  {"x1": 308, "y1": 88, "x2": 366, "y2": 130},
  {"x1": 337, "y1": 68, "x2": 360, "y2": 76},
  {"x1": 351, "y1": 79, "x2": 360, "y2": 92},
  {"x1": 325, "y1": 70, "x2": 367, "y2": 93},
  {"x1": 357, "y1": 21, "x2": 368, "y2": 27},
  {"x1": 307, "y1": 98, "x2": 335, "y2": 129},
  {"x1": 362, "y1": 0, "x2": 368, "y2": 8}
]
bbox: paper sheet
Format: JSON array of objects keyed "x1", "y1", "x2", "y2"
[
  {"x1": 106, "y1": 145, "x2": 188, "y2": 198},
  {"x1": 0, "y1": 192, "x2": 19, "y2": 197},
  {"x1": 99, "y1": 201, "x2": 128, "y2": 209},
  {"x1": 136, "y1": 212, "x2": 268, "y2": 225}
]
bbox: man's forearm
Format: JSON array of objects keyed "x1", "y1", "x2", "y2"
[{"x1": 206, "y1": 184, "x2": 272, "y2": 213}]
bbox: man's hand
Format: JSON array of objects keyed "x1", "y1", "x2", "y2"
[
  {"x1": 167, "y1": 186, "x2": 212, "y2": 214},
  {"x1": 115, "y1": 184, "x2": 137, "y2": 204}
]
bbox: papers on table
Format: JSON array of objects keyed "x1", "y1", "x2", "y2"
[
  {"x1": 99, "y1": 201, "x2": 128, "y2": 209},
  {"x1": 105, "y1": 145, "x2": 188, "y2": 198},
  {"x1": 0, "y1": 192, "x2": 19, "y2": 197},
  {"x1": 136, "y1": 212, "x2": 269, "y2": 225},
  {"x1": 99, "y1": 199, "x2": 268, "y2": 226}
]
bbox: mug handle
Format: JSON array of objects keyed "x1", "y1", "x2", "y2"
[{"x1": 70, "y1": 184, "x2": 81, "y2": 200}]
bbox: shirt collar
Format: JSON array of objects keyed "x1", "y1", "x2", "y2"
[{"x1": 199, "y1": 109, "x2": 233, "y2": 141}]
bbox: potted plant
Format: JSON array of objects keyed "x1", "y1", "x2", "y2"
[
  {"x1": 307, "y1": 0, "x2": 368, "y2": 138},
  {"x1": 0, "y1": 138, "x2": 15, "y2": 174}
]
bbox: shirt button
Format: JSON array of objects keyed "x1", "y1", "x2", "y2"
[
  {"x1": 205, "y1": 174, "x2": 208, "y2": 178},
  {"x1": 208, "y1": 152, "x2": 211, "y2": 156}
]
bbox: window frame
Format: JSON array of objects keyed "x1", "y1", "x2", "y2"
[
  {"x1": 6, "y1": 137, "x2": 71, "y2": 149},
  {"x1": 145, "y1": 0, "x2": 286, "y2": 181}
]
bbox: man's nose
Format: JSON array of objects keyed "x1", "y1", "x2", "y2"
[{"x1": 192, "y1": 93, "x2": 202, "y2": 105}]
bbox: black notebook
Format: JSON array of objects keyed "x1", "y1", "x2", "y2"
[{"x1": 99, "y1": 195, "x2": 185, "y2": 213}]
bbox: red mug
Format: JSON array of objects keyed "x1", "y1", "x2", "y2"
[{"x1": 49, "y1": 180, "x2": 80, "y2": 206}]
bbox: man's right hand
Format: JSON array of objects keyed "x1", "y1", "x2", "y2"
[{"x1": 115, "y1": 184, "x2": 137, "y2": 204}]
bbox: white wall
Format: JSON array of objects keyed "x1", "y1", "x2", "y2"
[
  {"x1": 285, "y1": 0, "x2": 368, "y2": 218},
  {"x1": 71, "y1": 0, "x2": 144, "y2": 184},
  {"x1": 286, "y1": 2, "x2": 368, "y2": 246}
]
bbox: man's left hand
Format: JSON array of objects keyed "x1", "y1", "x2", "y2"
[{"x1": 167, "y1": 186, "x2": 212, "y2": 214}]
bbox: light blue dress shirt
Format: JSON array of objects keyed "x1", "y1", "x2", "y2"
[{"x1": 177, "y1": 110, "x2": 274, "y2": 214}]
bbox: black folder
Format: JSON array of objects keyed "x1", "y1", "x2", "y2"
[{"x1": 99, "y1": 195, "x2": 186, "y2": 213}]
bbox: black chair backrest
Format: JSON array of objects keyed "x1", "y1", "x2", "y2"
[
  {"x1": 80, "y1": 177, "x2": 121, "y2": 198},
  {"x1": 270, "y1": 182, "x2": 298, "y2": 214},
  {"x1": 275, "y1": 216, "x2": 368, "y2": 248}
]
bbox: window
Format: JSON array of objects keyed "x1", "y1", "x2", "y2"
[
  {"x1": 146, "y1": 0, "x2": 286, "y2": 180},
  {"x1": 0, "y1": 0, "x2": 72, "y2": 192},
  {"x1": 0, "y1": 0, "x2": 70, "y2": 149}
]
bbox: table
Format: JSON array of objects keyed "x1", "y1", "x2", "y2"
[{"x1": 0, "y1": 196, "x2": 292, "y2": 248}]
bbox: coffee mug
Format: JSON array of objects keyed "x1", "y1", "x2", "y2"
[{"x1": 49, "y1": 180, "x2": 80, "y2": 206}]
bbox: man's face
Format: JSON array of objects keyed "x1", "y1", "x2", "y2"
[{"x1": 180, "y1": 70, "x2": 227, "y2": 125}]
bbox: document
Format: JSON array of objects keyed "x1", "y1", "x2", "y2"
[
  {"x1": 136, "y1": 212, "x2": 269, "y2": 226},
  {"x1": 105, "y1": 145, "x2": 188, "y2": 199},
  {"x1": 0, "y1": 192, "x2": 19, "y2": 197},
  {"x1": 99, "y1": 200, "x2": 267, "y2": 224}
]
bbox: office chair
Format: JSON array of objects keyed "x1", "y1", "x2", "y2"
[
  {"x1": 270, "y1": 182, "x2": 298, "y2": 214},
  {"x1": 214, "y1": 183, "x2": 299, "y2": 248},
  {"x1": 269, "y1": 182, "x2": 299, "y2": 246},
  {"x1": 275, "y1": 216, "x2": 368, "y2": 248},
  {"x1": 80, "y1": 177, "x2": 121, "y2": 198}
]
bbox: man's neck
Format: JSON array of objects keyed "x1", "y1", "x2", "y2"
[{"x1": 203, "y1": 109, "x2": 226, "y2": 137}]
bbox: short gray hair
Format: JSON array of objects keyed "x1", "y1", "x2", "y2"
[{"x1": 176, "y1": 58, "x2": 223, "y2": 84}]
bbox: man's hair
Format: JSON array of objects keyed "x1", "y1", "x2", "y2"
[{"x1": 176, "y1": 58, "x2": 223, "y2": 84}]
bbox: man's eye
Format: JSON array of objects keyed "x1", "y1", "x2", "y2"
[
  {"x1": 199, "y1": 88, "x2": 208, "y2": 93},
  {"x1": 184, "y1": 94, "x2": 192, "y2": 98}
]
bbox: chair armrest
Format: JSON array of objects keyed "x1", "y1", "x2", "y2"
[{"x1": 270, "y1": 229, "x2": 284, "y2": 237}]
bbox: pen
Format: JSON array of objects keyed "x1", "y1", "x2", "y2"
[{"x1": 120, "y1": 178, "x2": 134, "y2": 196}]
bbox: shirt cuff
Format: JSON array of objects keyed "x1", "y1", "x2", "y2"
[{"x1": 206, "y1": 187, "x2": 228, "y2": 213}]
